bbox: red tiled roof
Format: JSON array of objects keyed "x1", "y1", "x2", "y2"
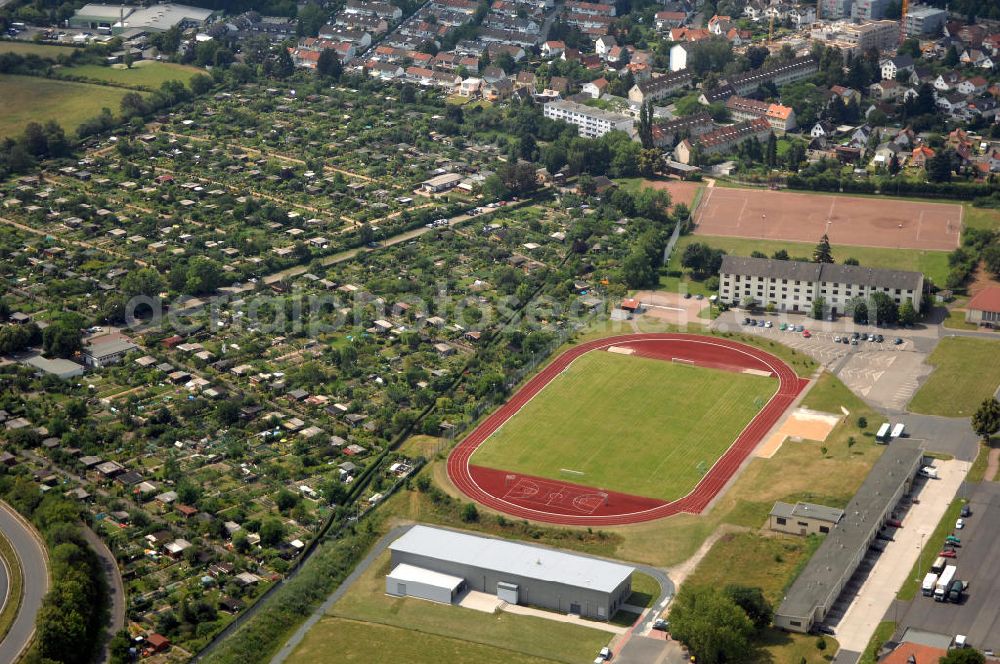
[
  {"x1": 968, "y1": 286, "x2": 1000, "y2": 313},
  {"x1": 880, "y1": 643, "x2": 947, "y2": 664}
]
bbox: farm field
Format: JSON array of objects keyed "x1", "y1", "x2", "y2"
[
  {"x1": 662, "y1": 234, "x2": 950, "y2": 294},
  {"x1": 908, "y1": 336, "x2": 1000, "y2": 416},
  {"x1": 0, "y1": 74, "x2": 134, "y2": 137},
  {"x1": 0, "y1": 41, "x2": 79, "y2": 57},
  {"x1": 324, "y1": 551, "x2": 610, "y2": 664},
  {"x1": 470, "y1": 351, "x2": 777, "y2": 501},
  {"x1": 55, "y1": 61, "x2": 204, "y2": 89}
]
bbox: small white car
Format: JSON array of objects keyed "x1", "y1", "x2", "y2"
[{"x1": 956, "y1": 518, "x2": 965, "y2": 529}]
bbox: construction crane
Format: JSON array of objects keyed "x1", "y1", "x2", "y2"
[{"x1": 900, "y1": 0, "x2": 909, "y2": 44}]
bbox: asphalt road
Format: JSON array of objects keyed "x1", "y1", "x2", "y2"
[
  {"x1": 82, "y1": 526, "x2": 126, "y2": 664},
  {"x1": 893, "y1": 482, "x2": 1000, "y2": 652},
  {"x1": 0, "y1": 501, "x2": 48, "y2": 663}
]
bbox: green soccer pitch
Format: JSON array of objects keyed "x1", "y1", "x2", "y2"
[{"x1": 470, "y1": 351, "x2": 778, "y2": 502}]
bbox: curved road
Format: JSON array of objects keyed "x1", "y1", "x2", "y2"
[
  {"x1": 448, "y1": 333, "x2": 807, "y2": 526},
  {"x1": 0, "y1": 501, "x2": 48, "y2": 663}
]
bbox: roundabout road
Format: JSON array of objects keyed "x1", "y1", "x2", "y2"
[{"x1": 0, "y1": 501, "x2": 48, "y2": 663}]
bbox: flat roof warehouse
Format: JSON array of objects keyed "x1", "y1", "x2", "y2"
[{"x1": 389, "y1": 525, "x2": 633, "y2": 593}]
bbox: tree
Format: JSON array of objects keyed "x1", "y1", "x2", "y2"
[
  {"x1": 927, "y1": 150, "x2": 953, "y2": 183},
  {"x1": 638, "y1": 101, "x2": 654, "y2": 149},
  {"x1": 461, "y1": 503, "x2": 480, "y2": 522},
  {"x1": 317, "y1": 48, "x2": 343, "y2": 80},
  {"x1": 765, "y1": 132, "x2": 778, "y2": 168},
  {"x1": 259, "y1": 517, "x2": 286, "y2": 546},
  {"x1": 943, "y1": 45, "x2": 959, "y2": 66},
  {"x1": 868, "y1": 291, "x2": 898, "y2": 325},
  {"x1": 843, "y1": 257, "x2": 860, "y2": 265},
  {"x1": 940, "y1": 649, "x2": 986, "y2": 664},
  {"x1": 811, "y1": 296, "x2": 826, "y2": 320},
  {"x1": 772, "y1": 249, "x2": 789, "y2": 260},
  {"x1": 898, "y1": 299, "x2": 916, "y2": 326},
  {"x1": 189, "y1": 73, "x2": 213, "y2": 95},
  {"x1": 42, "y1": 321, "x2": 82, "y2": 359},
  {"x1": 723, "y1": 585, "x2": 773, "y2": 632},
  {"x1": 682, "y1": 243, "x2": 726, "y2": 280},
  {"x1": 121, "y1": 267, "x2": 164, "y2": 299},
  {"x1": 813, "y1": 234, "x2": 834, "y2": 263},
  {"x1": 972, "y1": 397, "x2": 1000, "y2": 442},
  {"x1": 669, "y1": 586, "x2": 755, "y2": 664},
  {"x1": 852, "y1": 300, "x2": 869, "y2": 324},
  {"x1": 888, "y1": 152, "x2": 901, "y2": 175},
  {"x1": 274, "y1": 46, "x2": 295, "y2": 78},
  {"x1": 184, "y1": 256, "x2": 222, "y2": 294},
  {"x1": 275, "y1": 489, "x2": 300, "y2": 513}
]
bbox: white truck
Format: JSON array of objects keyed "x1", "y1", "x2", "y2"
[
  {"x1": 922, "y1": 572, "x2": 939, "y2": 596},
  {"x1": 935, "y1": 565, "x2": 957, "y2": 601},
  {"x1": 920, "y1": 466, "x2": 939, "y2": 479},
  {"x1": 891, "y1": 422, "x2": 905, "y2": 439},
  {"x1": 876, "y1": 422, "x2": 891, "y2": 442}
]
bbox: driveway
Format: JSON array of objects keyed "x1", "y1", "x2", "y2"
[
  {"x1": 836, "y1": 351, "x2": 930, "y2": 412},
  {"x1": 0, "y1": 501, "x2": 49, "y2": 664},
  {"x1": 827, "y1": 459, "x2": 970, "y2": 652}
]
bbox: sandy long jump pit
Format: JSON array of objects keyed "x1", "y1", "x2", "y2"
[
  {"x1": 694, "y1": 187, "x2": 961, "y2": 251},
  {"x1": 755, "y1": 407, "x2": 842, "y2": 459}
]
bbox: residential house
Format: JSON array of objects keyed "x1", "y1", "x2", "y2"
[
  {"x1": 880, "y1": 54, "x2": 914, "y2": 80},
  {"x1": 581, "y1": 77, "x2": 608, "y2": 98},
  {"x1": 595, "y1": 35, "x2": 617, "y2": 57},
  {"x1": 627, "y1": 70, "x2": 693, "y2": 104},
  {"x1": 674, "y1": 118, "x2": 772, "y2": 164},
  {"x1": 911, "y1": 145, "x2": 935, "y2": 167},
  {"x1": 542, "y1": 40, "x2": 565, "y2": 58},
  {"x1": 724, "y1": 96, "x2": 797, "y2": 131}
]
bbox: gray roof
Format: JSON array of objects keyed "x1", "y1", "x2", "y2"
[
  {"x1": 390, "y1": 525, "x2": 634, "y2": 593},
  {"x1": 770, "y1": 501, "x2": 844, "y2": 524},
  {"x1": 25, "y1": 356, "x2": 85, "y2": 378},
  {"x1": 777, "y1": 440, "x2": 924, "y2": 623},
  {"x1": 720, "y1": 256, "x2": 923, "y2": 291},
  {"x1": 85, "y1": 337, "x2": 138, "y2": 358}
]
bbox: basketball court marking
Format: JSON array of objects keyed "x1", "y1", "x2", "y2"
[{"x1": 501, "y1": 477, "x2": 606, "y2": 515}]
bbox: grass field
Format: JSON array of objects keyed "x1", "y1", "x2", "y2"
[
  {"x1": 0, "y1": 74, "x2": 134, "y2": 138},
  {"x1": 662, "y1": 235, "x2": 950, "y2": 295},
  {"x1": 55, "y1": 61, "x2": 203, "y2": 89},
  {"x1": 322, "y1": 551, "x2": 610, "y2": 664},
  {"x1": 683, "y1": 531, "x2": 821, "y2": 606},
  {"x1": 292, "y1": 617, "x2": 561, "y2": 664},
  {"x1": 470, "y1": 351, "x2": 777, "y2": 501},
  {"x1": 0, "y1": 41, "x2": 80, "y2": 57},
  {"x1": 908, "y1": 336, "x2": 1000, "y2": 416}
]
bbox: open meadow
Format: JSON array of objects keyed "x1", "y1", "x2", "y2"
[{"x1": 0, "y1": 74, "x2": 134, "y2": 137}]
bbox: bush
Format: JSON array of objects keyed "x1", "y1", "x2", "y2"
[
  {"x1": 461, "y1": 503, "x2": 480, "y2": 522},
  {"x1": 857, "y1": 416, "x2": 867, "y2": 429}
]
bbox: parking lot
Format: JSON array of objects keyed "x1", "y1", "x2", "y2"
[{"x1": 893, "y1": 482, "x2": 1000, "y2": 653}]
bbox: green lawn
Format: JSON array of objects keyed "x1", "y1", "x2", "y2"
[
  {"x1": 0, "y1": 41, "x2": 80, "y2": 57},
  {"x1": 328, "y1": 552, "x2": 610, "y2": 664},
  {"x1": 627, "y1": 571, "x2": 661, "y2": 608},
  {"x1": 963, "y1": 205, "x2": 1000, "y2": 232},
  {"x1": 292, "y1": 617, "x2": 561, "y2": 664},
  {"x1": 55, "y1": 61, "x2": 203, "y2": 89},
  {"x1": 859, "y1": 621, "x2": 896, "y2": 664},
  {"x1": 0, "y1": 74, "x2": 134, "y2": 138},
  {"x1": 471, "y1": 351, "x2": 777, "y2": 501},
  {"x1": 908, "y1": 336, "x2": 1000, "y2": 416},
  {"x1": 0, "y1": 529, "x2": 24, "y2": 644},
  {"x1": 666, "y1": 235, "x2": 950, "y2": 291}
]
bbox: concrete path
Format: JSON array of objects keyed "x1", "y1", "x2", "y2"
[
  {"x1": 831, "y1": 459, "x2": 970, "y2": 651},
  {"x1": 0, "y1": 501, "x2": 48, "y2": 664},
  {"x1": 504, "y1": 603, "x2": 628, "y2": 634}
]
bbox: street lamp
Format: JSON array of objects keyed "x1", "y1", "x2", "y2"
[{"x1": 916, "y1": 532, "x2": 925, "y2": 581}]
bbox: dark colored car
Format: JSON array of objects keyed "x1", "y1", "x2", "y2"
[{"x1": 960, "y1": 504, "x2": 971, "y2": 518}]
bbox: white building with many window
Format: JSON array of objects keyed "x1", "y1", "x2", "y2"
[
  {"x1": 542, "y1": 100, "x2": 634, "y2": 139},
  {"x1": 718, "y1": 256, "x2": 924, "y2": 316}
]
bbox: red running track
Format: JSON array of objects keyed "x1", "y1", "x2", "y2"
[{"x1": 446, "y1": 333, "x2": 809, "y2": 526}]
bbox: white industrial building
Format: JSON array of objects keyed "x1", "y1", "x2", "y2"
[
  {"x1": 542, "y1": 100, "x2": 634, "y2": 139},
  {"x1": 386, "y1": 525, "x2": 635, "y2": 620}
]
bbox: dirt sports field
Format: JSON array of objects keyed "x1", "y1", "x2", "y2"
[
  {"x1": 638, "y1": 179, "x2": 701, "y2": 210},
  {"x1": 447, "y1": 334, "x2": 809, "y2": 526},
  {"x1": 694, "y1": 187, "x2": 962, "y2": 251}
]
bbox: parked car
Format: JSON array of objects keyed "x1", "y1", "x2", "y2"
[
  {"x1": 955, "y1": 518, "x2": 965, "y2": 529},
  {"x1": 779, "y1": 323, "x2": 787, "y2": 330},
  {"x1": 888, "y1": 519, "x2": 903, "y2": 528},
  {"x1": 764, "y1": 321, "x2": 772, "y2": 328},
  {"x1": 876, "y1": 335, "x2": 884, "y2": 343},
  {"x1": 749, "y1": 319, "x2": 757, "y2": 326},
  {"x1": 851, "y1": 338, "x2": 859, "y2": 345},
  {"x1": 653, "y1": 619, "x2": 670, "y2": 631},
  {"x1": 598, "y1": 646, "x2": 612, "y2": 661},
  {"x1": 939, "y1": 549, "x2": 957, "y2": 558},
  {"x1": 743, "y1": 318, "x2": 751, "y2": 325},
  {"x1": 834, "y1": 336, "x2": 842, "y2": 343},
  {"x1": 684, "y1": 293, "x2": 692, "y2": 299},
  {"x1": 802, "y1": 330, "x2": 811, "y2": 338},
  {"x1": 757, "y1": 320, "x2": 765, "y2": 327},
  {"x1": 960, "y1": 504, "x2": 971, "y2": 518},
  {"x1": 894, "y1": 338, "x2": 903, "y2": 345},
  {"x1": 842, "y1": 337, "x2": 850, "y2": 344}
]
